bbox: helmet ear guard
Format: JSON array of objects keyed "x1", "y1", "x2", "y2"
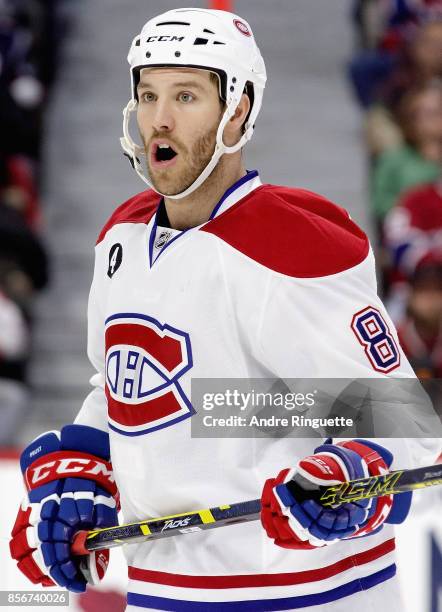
[{"x1": 120, "y1": 8, "x2": 266, "y2": 199}]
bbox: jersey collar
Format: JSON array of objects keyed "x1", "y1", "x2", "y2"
[{"x1": 209, "y1": 169, "x2": 261, "y2": 220}]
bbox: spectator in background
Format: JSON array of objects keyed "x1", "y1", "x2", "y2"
[
  {"x1": 0, "y1": 154, "x2": 49, "y2": 322},
  {"x1": 0, "y1": 288, "x2": 29, "y2": 446},
  {"x1": 380, "y1": 17, "x2": 442, "y2": 113},
  {"x1": 0, "y1": 184, "x2": 49, "y2": 317},
  {"x1": 349, "y1": 3, "x2": 442, "y2": 156},
  {"x1": 0, "y1": 0, "x2": 45, "y2": 162},
  {"x1": 396, "y1": 257, "x2": 442, "y2": 377},
  {"x1": 25, "y1": 0, "x2": 67, "y2": 90},
  {"x1": 371, "y1": 80, "x2": 442, "y2": 221},
  {"x1": 349, "y1": 0, "x2": 422, "y2": 108},
  {"x1": 367, "y1": 16, "x2": 442, "y2": 155},
  {"x1": 384, "y1": 172, "x2": 442, "y2": 278},
  {"x1": 0, "y1": 153, "x2": 41, "y2": 230}
]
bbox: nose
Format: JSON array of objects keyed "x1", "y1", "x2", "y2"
[{"x1": 151, "y1": 100, "x2": 175, "y2": 133}]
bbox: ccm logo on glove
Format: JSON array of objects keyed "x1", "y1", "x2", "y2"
[
  {"x1": 24, "y1": 451, "x2": 116, "y2": 495},
  {"x1": 302, "y1": 456, "x2": 335, "y2": 476}
]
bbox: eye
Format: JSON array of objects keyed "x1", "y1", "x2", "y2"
[
  {"x1": 140, "y1": 91, "x2": 156, "y2": 103},
  {"x1": 178, "y1": 92, "x2": 194, "y2": 103}
]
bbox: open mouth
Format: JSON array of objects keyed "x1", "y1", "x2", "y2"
[{"x1": 151, "y1": 142, "x2": 178, "y2": 168}]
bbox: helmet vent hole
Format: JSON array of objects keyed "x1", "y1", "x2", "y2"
[
  {"x1": 146, "y1": 51, "x2": 151, "y2": 58},
  {"x1": 157, "y1": 21, "x2": 190, "y2": 26},
  {"x1": 135, "y1": 39, "x2": 140, "y2": 47},
  {"x1": 174, "y1": 51, "x2": 181, "y2": 57},
  {"x1": 194, "y1": 38, "x2": 208, "y2": 45},
  {"x1": 213, "y1": 41, "x2": 226, "y2": 45},
  {"x1": 203, "y1": 28, "x2": 215, "y2": 34}
]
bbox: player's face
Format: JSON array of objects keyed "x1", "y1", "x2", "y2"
[{"x1": 136, "y1": 68, "x2": 223, "y2": 196}]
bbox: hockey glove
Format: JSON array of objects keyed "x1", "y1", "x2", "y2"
[
  {"x1": 261, "y1": 439, "x2": 412, "y2": 550},
  {"x1": 9, "y1": 424, "x2": 119, "y2": 592}
]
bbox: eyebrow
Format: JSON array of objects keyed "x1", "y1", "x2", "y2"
[{"x1": 137, "y1": 80, "x2": 206, "y2": 91}]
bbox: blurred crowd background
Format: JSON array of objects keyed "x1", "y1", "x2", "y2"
[
  {"x1": 0, "y1": 0, "x2": 68, "y2": 445},
  {"x1": 348, "y1": 0, "x2": 442, "y2": 378},
  {"x1": 0, "y1": 0, "x2": 440, "y2": 445}
]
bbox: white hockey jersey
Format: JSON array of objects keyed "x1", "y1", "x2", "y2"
[{"x1": 75, "y1": 171, "x2": 440, "y2": 610}]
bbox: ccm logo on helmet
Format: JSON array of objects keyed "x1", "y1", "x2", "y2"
[
  {"x1": 233, "y1": 19, "x2": 251, "y2": 37},
  {"x1": 146, "y1": 35, "x2": 185, "y2": 43}
]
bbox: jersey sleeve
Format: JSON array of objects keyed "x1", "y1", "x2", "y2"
[
  {"x1": 254, "y1": 246, "x2": 441, "y2": 469},
  {"x1": 74, "y1": 242, "x2": 109, "y2": 433},
  {"x1": 73, "y1": 190, "x2": 157, "y2": 433}
]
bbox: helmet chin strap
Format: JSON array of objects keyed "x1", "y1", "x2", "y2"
[{"x1": 120, "y1": 98, "x2": 251, "y2": 200}]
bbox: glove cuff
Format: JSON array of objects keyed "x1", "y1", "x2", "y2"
[
  {"x1": 338, "y1": 440, "x2": 394, "y2": 537},
  {"x1": 20, "y1": 425, "x2": 111, "y2": 473}
]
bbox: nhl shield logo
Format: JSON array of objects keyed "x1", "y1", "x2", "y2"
[
  {"x1": 105, "y1": 313, "x2": 194, "y2": 435},
  {"x1": 155, "y1": 230, "x2": 172, "y2": 250}
]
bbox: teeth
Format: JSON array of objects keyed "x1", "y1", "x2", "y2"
[{"x1": 158, "y1": 144, "x2": 170, "y2": 149}]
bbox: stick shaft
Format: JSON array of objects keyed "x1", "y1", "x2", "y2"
[
  {"x1": 72, "y1": 462, "x2": 442, "y2": 554},
  {"x1": 72, "y1": 500, "x2": 260, "y2": 554}
]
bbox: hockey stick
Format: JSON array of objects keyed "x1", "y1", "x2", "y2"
[{"x1": 71, "y1": 462, "x2": 442, "y2": 555}]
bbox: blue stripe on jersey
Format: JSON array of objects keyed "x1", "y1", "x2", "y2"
[
  {"x1": 127, "y1": 563, "x2": 396, "y2": 610},
  {"x1": 209, "y1": 170, "x2": 259, "y2": 220}
]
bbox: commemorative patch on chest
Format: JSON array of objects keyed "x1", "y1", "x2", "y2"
[{"x1": 108, "y1": 243, "x2": 123, "y2": 278}]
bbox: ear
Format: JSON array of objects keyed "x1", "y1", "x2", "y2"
[{"x1": 224, "y1": 93, "x2": 251, "y2": 146}]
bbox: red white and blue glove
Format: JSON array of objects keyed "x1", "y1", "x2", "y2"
[
  {"x1": 261, "y1": 439, "x2": 412, "y2": 550},
  {"x1": 9, "y1": 425, "x2": 119, "y2": 592}
]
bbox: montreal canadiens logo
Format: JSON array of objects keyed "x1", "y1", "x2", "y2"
[
  {"x1": 105, "y1": 313, "x2": 193, "y2": 435},
  {"x1": 233, "y1": 19, "x2": 251, "y2": 36}
]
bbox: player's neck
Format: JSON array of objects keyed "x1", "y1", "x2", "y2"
[{"x1": 164, "y1": 156, "x2": 247, "y2": 231}]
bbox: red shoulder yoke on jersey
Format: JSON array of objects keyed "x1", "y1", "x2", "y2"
[
  {"x1": 201, "y1": 184, "x2": 369, "y2": 278},
  {"x1": 97, "y1": 189, "x2": 160, "y2": 245},
  {"x1": 96, "y1": 184, "x2": 369, "y2": 278}
]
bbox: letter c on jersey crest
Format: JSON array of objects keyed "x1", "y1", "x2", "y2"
[{"x1": 105, "y1": 313, "x2": 194, "y2": 435}]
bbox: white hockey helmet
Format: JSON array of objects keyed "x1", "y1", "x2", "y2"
[{"x1": 120, "y1": 7, "x2": 266, "y2": 199}]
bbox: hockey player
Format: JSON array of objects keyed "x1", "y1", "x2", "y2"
[{"x1": 9, "y1": 8, "x2": 441, "y2": 611}]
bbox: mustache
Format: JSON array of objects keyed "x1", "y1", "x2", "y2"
[{"x1": 147, "y1": 131, "x2": 186, "y2": 154}]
